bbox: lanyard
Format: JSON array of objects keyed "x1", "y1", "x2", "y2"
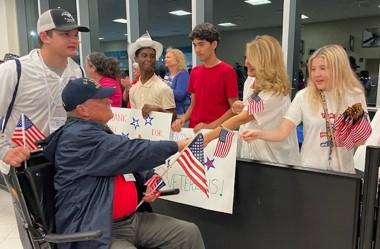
[{"x1": 319, "y1": 91, "x2": 341, "y2": 171}]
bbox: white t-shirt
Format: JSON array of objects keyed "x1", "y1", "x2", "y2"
[
  {"x1": 284, "y1": 88, "x2": 367, "y2": 173},
  {"x1": 0, "y1": 49, "x2": 83, "y2": 174},
  {"x1": 238, "y1": 77, "x2": 255, "y2": 158},
  {"x1": 238, "y1": 77, "x2": 300, "y2": 165}
]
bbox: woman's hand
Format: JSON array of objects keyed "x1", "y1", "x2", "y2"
[
  {"x1": 240, "y1": 129, "x2": 260, "y2": 141},
  {"x1": 231, "y1": 100, "x2": 244, "y2": 114}
]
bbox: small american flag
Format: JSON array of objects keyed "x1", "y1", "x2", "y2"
[
  {"x1": 247, "y1": 94, "x2": 264, "y2": 115},
  {"x1": 176, "y1": 133, "x2": 208, "y2": 197},
  {"x1": 334, "y1": 114, "x2": 354, "y2": 149},
  {"x1": 145, "y1": 175, "x2": 166, "y2": 192},
  {"x1": 351, "y1": 113, "x2": 372, "y2": 144},
  {"x1": 11, "y1": 114, "x2": 45, "y2": 150},
  {"x1": 213, "y1": 128, "x2": 234, "y2": 158}
]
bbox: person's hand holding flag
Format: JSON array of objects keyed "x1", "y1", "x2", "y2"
[{"x1": 142, "y1": 174, "x2": 166, "y2": 203}]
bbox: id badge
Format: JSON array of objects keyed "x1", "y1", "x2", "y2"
[
  {"x1": 49, "y1": 117, "x2": 66, "y2": 133},
  {"x1": 123, "y1": 173, "x2": 136, "y2": 182}
]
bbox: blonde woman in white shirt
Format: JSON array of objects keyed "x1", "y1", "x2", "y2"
[
  {"x1": 240, "y1": 44, "x2": 369, "y2": 173},
  {"x1": 204, "y1": 35, "x2": 300, "y2": 166}
]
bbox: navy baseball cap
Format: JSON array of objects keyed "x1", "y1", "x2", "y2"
[
  {"x1": 62, "y1": 78, "x2": 115, "y2": 112},
  {"x1": 37, "y1": 9, "x2": 90, "y2": 34}
]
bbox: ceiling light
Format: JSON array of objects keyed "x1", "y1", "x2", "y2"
[
  {"x1": 169, "y1": 10, "x2": 191, "y2": 16},
  {"x1": 244, "y1": 0, "x2": 271, "y2": 6},
  {"x1": 30, "y1": 31, "x2": 36, "y2": 36},
  {"x1": 113, "y1": 18, "x2": 128, "y2": 24},
  {"x1": 124, "y1": 34, "x2": 128, "y2": 36},
  {"x1": 218, "y1": 22, "x2": 237, "y2": 27},
  {"x1": 301, "y1": 14, "x2": 309, "y2": 19},
  {"x1": 98, "y1": 37, "x2": 104, "y2": 40}
]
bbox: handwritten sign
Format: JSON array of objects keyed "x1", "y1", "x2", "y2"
[
  {"x1": 157, "y1": 128, "x2": 237, "y2": 214},
  {"x1": 108, "y1": 108, "x2": 172, "y2": 140}
]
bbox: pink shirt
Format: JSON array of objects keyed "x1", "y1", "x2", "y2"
[
  {"x1": 188, "y1": 61, "x2": 238, "y2": 127},
  {"x1": 99, "y1": 76, "x2": 122, "y2": 107}
]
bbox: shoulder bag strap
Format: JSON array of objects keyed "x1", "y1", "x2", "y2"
[{"x1": 2, "y1": 59, "x2": 21, "y2": 133}]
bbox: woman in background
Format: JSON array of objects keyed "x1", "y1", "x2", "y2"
[
  {"x1": 85, "y1": 52, "x2": 122, "y2": 107},
  {"x1": 164, "y1": 47, "x2": 191, "y2": 117}
]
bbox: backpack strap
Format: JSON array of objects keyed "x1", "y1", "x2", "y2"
[{"x1": 2, "y1": 59, "x2": 21, "y2": 133}]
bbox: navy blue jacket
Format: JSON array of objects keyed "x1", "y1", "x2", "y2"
[{"x1": 42, "y1": 118, "x2": 178, "y2": 249}]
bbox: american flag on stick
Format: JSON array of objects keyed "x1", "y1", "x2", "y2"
[
  {"x1": 11, "y1": 114, "x2": 45, "y2": 150},
  {"x1": 213, "y1": 128, "x2": 234, "y2": 158},
  {"x1": 176, "y1": 133, "x2": 209, "y2": 197},
  {"x1": 247, "y1": 94, "x2": 264, "y2": 115},
  {"x1": 145, "y1": 174, "x2": 166, "y2": 192}
]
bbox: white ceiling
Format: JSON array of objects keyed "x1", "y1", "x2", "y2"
[{"x1": 50, "y1": 0, "x2": 380, "y2": 41}]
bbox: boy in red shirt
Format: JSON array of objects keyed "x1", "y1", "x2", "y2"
[{"x1": 172, "y1": 22, "x2": 238, "y2": 132}]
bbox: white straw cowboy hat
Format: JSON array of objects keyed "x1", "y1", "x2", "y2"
[{"x1": 128, "y1": 32, "x2": 163, "y2": 61}]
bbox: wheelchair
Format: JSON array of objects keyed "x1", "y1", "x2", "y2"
[
  {"x1": 2, "y1": 151, "x2": 179, "y2": 249},
  {"x1": 2, "y1": 151, "x2": 101, "y2": 248}
]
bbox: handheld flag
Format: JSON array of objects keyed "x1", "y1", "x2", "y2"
[
  {"x1": 11, "y1": 114, "x2": 45, "y2": 150},
  {"x1": 247, "y1": 94, "x2": 264, "y2": 115},
  {"x1": 213, "y1": 128, "x2": 234, "y2": 158},
  {"x1": 145, "y1": 174, "x2": 166, "y2": 192},
  {"x1": 351, "y1": 113, "x2": 372, "y2": 144},
  {"x1": 176, "y1": 133, "x2": 209, "y2": 197}
]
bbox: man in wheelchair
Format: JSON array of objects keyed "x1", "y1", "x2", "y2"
[{"x1": 41, "y1": 78, "x2": 205, "y2": 249}]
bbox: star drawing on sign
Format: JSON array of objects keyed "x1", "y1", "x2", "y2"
[
  {"x1": 130, "y1": 117, "x2": 140, "y2": 130},
  {"x1": 204, "y1": 156, "x2": 215, "y2": 171},
  {"x1": 144, "y1": 115, "x2": 154, "y2": 126}
]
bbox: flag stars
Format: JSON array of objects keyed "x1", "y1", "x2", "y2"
[
  {"x1": 130, "y1": 117, "x2": 140, "y2": 130},
  {"x1": 144, "y1": 115, "x2": 154, "y2": 126}
]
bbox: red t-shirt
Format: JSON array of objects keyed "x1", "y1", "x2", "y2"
[
  {"x1": 99, "y1": 76, "x2": 122, "y2": 107},
  {"x1": 112, "y1": 175, "x2": 138, "y2": 220},
  {"x1": 188, "y1": 61, "x2": 238, "y2": 127}
]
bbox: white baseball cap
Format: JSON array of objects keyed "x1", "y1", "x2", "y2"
[{"x1": 37, "y1": 9, "x2": 90, "y2": 34}]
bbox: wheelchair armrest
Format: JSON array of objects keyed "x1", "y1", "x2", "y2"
[
  {"x1": 160, "y1": 188, "x2": 180, "y2": 196},
  {"x1": 44, "y1": 230, "x2": 102, "y2": 243}
]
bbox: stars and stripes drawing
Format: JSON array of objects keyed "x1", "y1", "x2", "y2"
[
  {"x1": 11, "y1": 114, "x2": 45, "y2": 150},
  {"x1": 213, "y1": 128, "x2": 234, "y2": 158},
  {"x1": 176, "y1": 133, "x2": 209, "y2": 197},
  {"x1": 247, "y1": 94, "x2": 264, "y2": 115},
  {"x1": 145, "y1": 174, "x2": 166, "y2": 192}
]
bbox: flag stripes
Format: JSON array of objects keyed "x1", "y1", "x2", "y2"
[{"x1": 213, "y1": 128, "x2": 234, "y2": 158}]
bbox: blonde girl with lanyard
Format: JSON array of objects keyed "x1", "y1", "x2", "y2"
[
  {"x1": 240, "y1": 44, "x2": 368, "y2": 173},
  {"x1": 204, "y1": 35, "x2": 300, "y2": 166}
]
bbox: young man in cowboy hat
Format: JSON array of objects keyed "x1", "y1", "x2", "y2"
[
  {"x1": 128, "y1": 33, "x2": 176, "y2": 118},
  {"x1": 41, "y1": 78, "x2": 205, "y2": 249},
  {"x1": 0, "y1": 8, "x2": 89, "y2": 248}
]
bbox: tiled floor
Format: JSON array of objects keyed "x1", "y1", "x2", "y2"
[{"x1": 0, "y1": 189, "x2": 23, "y2": 249}]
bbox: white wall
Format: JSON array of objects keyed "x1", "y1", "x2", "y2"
[
  {"x1": 0, "y1": 0, "x2": 20, "y2": 59},
  {"x1": 301, "y1": 16, "x2": 380, "y2": 70}
]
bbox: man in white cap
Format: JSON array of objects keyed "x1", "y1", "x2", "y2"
[
  {"x1": 0, "y1": 8, "x2": 89, "y2": 248},
  {"x1": 128, "y1": 32, "x2": 176, "y2": 119}
]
